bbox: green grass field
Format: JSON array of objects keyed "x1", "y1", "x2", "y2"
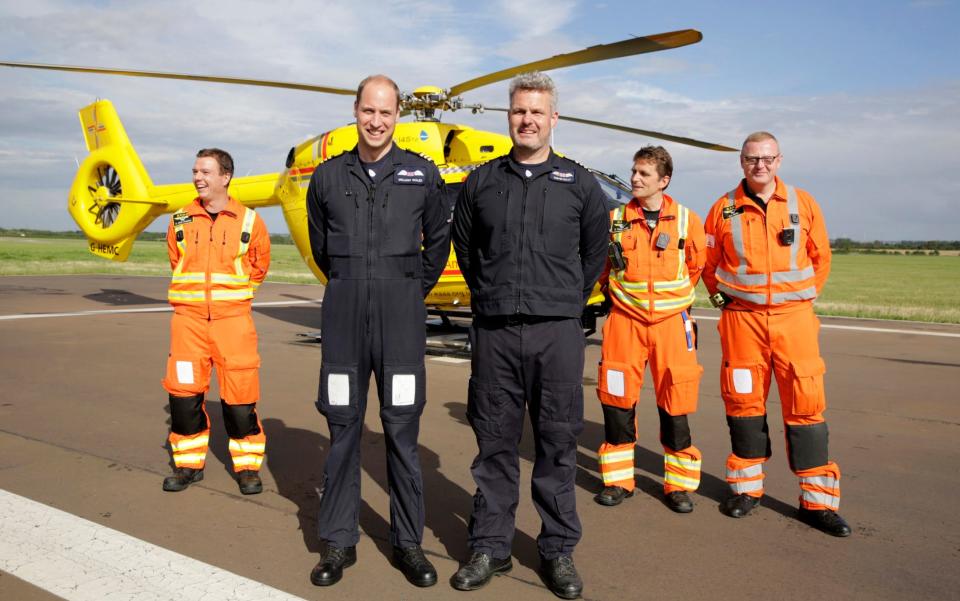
[{"x1": 2, "y1": 237, "x2": 959, "y2": 323}]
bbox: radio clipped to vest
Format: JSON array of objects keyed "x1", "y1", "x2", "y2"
[{"x1": 609, "y1": 240, "x2": 627, "y2": 271}]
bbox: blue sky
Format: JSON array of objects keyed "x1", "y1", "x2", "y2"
[{"x1": 1, "y1": 0, "x2": 958, "y2": 240}]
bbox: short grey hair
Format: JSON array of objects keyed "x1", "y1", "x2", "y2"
[{"x1": 508, "y1": 71, "x2": 557, "y2": 111}]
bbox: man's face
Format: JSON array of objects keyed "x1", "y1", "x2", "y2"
[
  {"x1": 192, "y1": 156, "x2": 230, "y2": 201},
  {"x1": 354, "y1": 79, "x2": 398, "y2": 156},
  {"x1": 630, "y1": 159, "x2": 669, "y2": 201},
  {"x1": 508, "y1": 89, "x2": 558, "y2": 156},
  {"x1": 740, "y1": 138, "x2": 782, "y2": 190}
]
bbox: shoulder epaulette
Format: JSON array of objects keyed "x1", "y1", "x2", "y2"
[{"x1": 400, "y1": 147, "x2": 437, "y2": 164}]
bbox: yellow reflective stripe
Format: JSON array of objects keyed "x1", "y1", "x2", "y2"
[
  {"x1": 653, "y1": 291, "x2": 696, "y2": 311},
  {"x1": 210, "y1": 288, "x2": 254, "y2": 301},
  {"x1": 236, "y1": 208, "x2": 256, "y2": 259},
  {"x1": 170, "y1": 273, "x2": 206, "y2": 284},
  {"x1": 610, "y1": 282, "x2": 650, "y2": 309},
  {"x1": 728, "y1": 464, "x2": 763, "y2": 479},
  {"x1": 168, "y1": 290, "x2": 206, "y2": 302},
  {"x1": 665, "y1": 472, "x2": 700, "y2": 489},
  {"x1": 251, "y1": 281, "x2": 261, "y2": 291},
  {"x1": 229, "y1": 440, "x2": 266, "y2": 454},
  {"x1": 232, "y1": 455, "x2": 264, "y2": 468},
  {"x1": 601, "y1": 468, "x2": 635, "y2": 484},
  {"x1": 599, "y1": 449, "x2": 635, "y2": 464},
  {"x1": 676, "y1": 205, "x2": 689, "y2": 279},
  {"x1": 172, "y1": 452, "x2": 206, "y2": 464},
  {"x1": 210, "y1": 273, "x2": 251, "y2": 285},
  {"x1": 171, "y1": 436, "x2": 209, "y2": 452},
  {"x1": 652, "y1": 276, "x2": 691, "y2": 291},
  {"x1": 665, "y1": 454, "x2": 702, "y2": 471}
]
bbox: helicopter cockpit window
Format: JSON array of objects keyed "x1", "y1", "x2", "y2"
[{"x1": 588, "y1": 168, "x2": 631, "y2": 211}]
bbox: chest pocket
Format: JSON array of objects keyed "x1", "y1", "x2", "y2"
[
  {"x1": 537, "y1": 185, "x2": 580, "y2": 259},
  {"x1": 381, "y1": 186, "x2": 424, "y2": 257},
  {"x1": 474, "y1": 185, "x2": 509, "y2": 259},
  {"x1": 325, "y1": 186, "x2": 362, "y2": 257}
]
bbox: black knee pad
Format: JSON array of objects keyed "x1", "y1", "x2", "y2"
[
  {"x1": 786, "y1": 422, "x2": 829, "y2": 471},
  {"x1": 658, "y1": 407, "x2": 692, "y2": 452},
  {"x1": 601, "y1": 404, "x2": 636, "y2": 445},
  {"x1": 727, "y1": 415, "x2": 772, "y2": 459},
  {"x1": 220, "y1": 400, "x2": 261, "y2": 439},
  {"x1": 169, "y1": 393, "x2": 206, "y2": 435}
]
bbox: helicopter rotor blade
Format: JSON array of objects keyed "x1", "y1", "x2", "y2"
[
  {"x1": 0, "y1": 62, "x2": 356, "y2": 96},
  {"x1": 448, "y1": 29, "x2": 702, "y2": 97},
  {"x1": 479, "y1": 106, "x2": 737, "y2": 152}
]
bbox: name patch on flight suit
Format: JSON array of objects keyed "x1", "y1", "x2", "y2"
[
  {"x1": 722, "y1": 205, "x2": 743, "y2": 219},
  {"x1": 173, "y1": 212, "x2": 193, "y2": 226},
  {"x1": 548, "y1": 170, "x2": 576, "y2": 183},
  {"x1": 394, "y1": 167, "x2": 425, "y2": 185},
  {"x1": 611, "y1": 219, "x2": 630, "y2": 233}
]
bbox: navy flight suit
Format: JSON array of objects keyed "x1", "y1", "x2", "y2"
[
  {"x1": 306, "y1": 144, "x2": 450, "y2": 549},
  {"x1": 452, "y1": 151, "x2": 610, "y2": 560}
]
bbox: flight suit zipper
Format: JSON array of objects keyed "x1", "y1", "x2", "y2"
[{"x1": 516, "y1": 176, "x2": 529, "y2": 314}]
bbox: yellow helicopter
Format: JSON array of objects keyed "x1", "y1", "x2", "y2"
[{"x1": 2, "y1": 29, "x2": 735, "y2": 326}]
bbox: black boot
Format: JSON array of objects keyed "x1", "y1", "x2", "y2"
[
  {"x1": 450, "y1": 551, "x2": 513, "y2": 591},
  {"x1": 236, "y1": 470, "x2": 262, "y2": 495},
  {"x1": 798, "y1": 507, "x2": 852, "y2": 537},
  {"x1": 721, "y1": 493, "x2": 760, "y2": 518},
  {"x1": 310, "y1": 545, "x2": 357, "y2": 586},
  {"x1": 664, "y1": 490, "x2": 694, "y2": 513},
  {"x1": 162, "y1": 467, "x2": 203, "y2": 492},
  {"x1": 392, "y1": 545, "x2": 437, "y2": 587},
  {"x1": 594, "y1": 486, "x2": 633, "y2": 507},
  {"x1": 540, "y1": 555, "x2": 583, "y2": 599}
]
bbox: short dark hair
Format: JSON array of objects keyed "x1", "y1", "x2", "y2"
[
  {"x1": 196, "y1": 148, "x2": 234, "y2": 178},
  {"x1": 633, "y1": 145, "x2": 673, "y2": 180},
  {"x1": 355, "y1": 74, "x2": 401, "y2": 110}
]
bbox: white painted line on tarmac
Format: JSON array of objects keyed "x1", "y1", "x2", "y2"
[
  {"x1": 692, "y1": 314, "x2": 960, "y2": 338},
  {"x1": 0, "y1": 299, "x2": 323, "y2": 321},
  {"x1": 0, "y1": 489, "x2": 307, "y2": 601},
  {"x1": 430, "y1": 356, "x2": 470, "y2": 364}
]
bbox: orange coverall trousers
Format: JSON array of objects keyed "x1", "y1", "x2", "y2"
[
  {"x1": 161, "y1": 312, "x2": 265, "y2": 473},
  {"x1": 596, "y1": 309, "x2": 703, "y2": 494},
  {"x1": 719, "y1": 304, "x2": 841, "y2": 510}
]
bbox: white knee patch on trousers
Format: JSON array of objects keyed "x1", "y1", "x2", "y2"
[
  {"x1": 606, "y1": 369, "x2": 625, "y2": 397},
  {"x1": 328, "y1": 373, "x2": 350, "y2": 406},
  {"x1": 176, "y1": 361, "x2": 194, "y2": 385},
  {"x1": 732, "y1": 368, "x2": 753, "y2": 394},
  {"x1": 392, "y1": 374, "x2": 416, "y2": 406}
]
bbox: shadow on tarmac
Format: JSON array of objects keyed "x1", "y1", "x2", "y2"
[{"x1": 84, "y1": 288, "x2": 165, "y2": 305}]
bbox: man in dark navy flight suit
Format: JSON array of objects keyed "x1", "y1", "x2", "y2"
[
  {"x1": 450, "y1": 71, "x2": 610, "y2": 599},
  {"x1": 306, "y1": 75, "x2": 450, "y2": 588}
]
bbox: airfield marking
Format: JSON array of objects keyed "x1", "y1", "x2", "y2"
[
  {"x1": 0, "y1": 299, "x2": 323, "y2": 321},
  {"x1": 0, "y1": 489, "x2": 306, "y2": 601},
  {"x1": 691, "y1": 314, "x2": 960, "y2": 338}
]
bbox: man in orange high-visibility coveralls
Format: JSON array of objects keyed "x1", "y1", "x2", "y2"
[
  {"x1": 160, "y1": 148, "x2": 271, "y2": 496},
  {"x1": 702, "y1": 131, "x2": 851, "y2": 536},
  {"x1": 595, "y1": 145, "x2": 706, "y2": 514}
]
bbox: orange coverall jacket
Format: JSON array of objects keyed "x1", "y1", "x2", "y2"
[
  {"x1": 701, "y1": 177, "x2": 830, "y2": 313},
  {"x1": 166, "y1": 196, "x2": 270, "y2": 320}
]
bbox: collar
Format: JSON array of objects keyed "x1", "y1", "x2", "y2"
[
  {"x1": 344, "y1": 143, "x2": 403, "y2": 167},
  {"x1": 501, "y1": 148, "x2": 562, "y2": 176},
  {"x1": 185, "y1": 195, "x2": 243, "y2": 218},
  {"x1": 737, "y1": 176, "x2": 787, "y2": 207},
  {"x1": 622, "y1": 194, "x2": 678, "y2": 223}
]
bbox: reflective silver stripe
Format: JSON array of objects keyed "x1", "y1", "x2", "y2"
[
  {"x1": 170, "y1": 273, "x2": 206, "y2": 284},
  {"x1": 170, "y1": 435, "x2": 210, "y2": 451},
  {"x1": 599, "y1": 449, "x2": 635, "y2": 464},
  {"x1": 652, "y1": 276, "x2": 690, "y2": 291},
  {"x1": 716, "y1": 267, "x2": 767, "y2": 287},
  {"x1": 801, "y1": 475, "x2": 839, "y2": 490},
  {"x1": 168, "y1": 290, "x2": 205, "y2": 302},
  {"x1": 602, "y1": 468, "x2": 635, "y2": 484},
  {"x1": 772, "y1": 287, "x2": 817, "y2": 303},
  {"x1": 210, "y1": 288, "x2": 254, "y2": 301},
  {"x1": 730, "y1": 479, "x2": 763, "y2": 494},
  {"x1": 802, "y1": 490, "x2": 839, "y2": 508},
  {"x1": 228, "y1": 440, "x2": 266, "y2": 453},
  {"x1": 211, "y1": 273, "x2": 251, "y2": 286},
  {"x1": 772, "y1": 265, "x2": 815, "y2": 283},
  {"x1": 664, "y1": 472, "x2": 700, "y2": 489},
  {"x1": 665, "y1": 455, "x2": 702, "y2": 470},
  {"x1": 726, "y1": 191, "x2": 748, "y2": 276},
  {"x1": 654, "y1": 291, "x2": 696, "y2": 310},
  {"x1": 786, "y1": 186, "x2": 799, "y2": 271},
  {"x1": 718, "y1": 283, "x2": 767, "y2": 305},
  {"x1": 727, "y1": 464, "x2": 763, "y2": 479}
]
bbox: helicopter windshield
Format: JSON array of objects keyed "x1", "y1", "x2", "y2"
[{"x1": 588, "y1": 168, "x2": 631, "y2": 210}]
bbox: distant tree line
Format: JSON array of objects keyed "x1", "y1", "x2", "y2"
[
  {"x1": 830, "y1": 238, "x2": 960, "y2": 255},
  {"x1": 0, "y1": 228, "x2": 294, "y2": 245}
]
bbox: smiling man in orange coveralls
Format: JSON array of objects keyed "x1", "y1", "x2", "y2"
[
  {"x1": 161, "y1": 148, "x2": 271, "y2": 496},
  {"x1": 702, "y1": 132, "x2": 851, "y2": 536},
  {"x1": 595, "y1": 145, "x2": 706, "y2": 514}
]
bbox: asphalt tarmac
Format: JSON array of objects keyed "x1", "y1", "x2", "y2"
[{"x1": 1, "y1": 275, "x2": 958, "y2": 601}]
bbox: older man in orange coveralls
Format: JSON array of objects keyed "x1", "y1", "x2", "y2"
[
  {"x1": 702, "y1": 131, "x2": 851, "y2": 536},
  {"x1": 595, "y1": 145, "x2": 706, "y2": 514},
  {"x1": 161, "y1": 148, "x2": 271, "y2": 496}
]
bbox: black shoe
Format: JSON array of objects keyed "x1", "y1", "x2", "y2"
[
  {"x1": 721, "y1": 493, "x2": 760, "y2": 518},
  {"x1": 594, "y1": 486, "x2": 633, "y2": 507},
  {"x1": 540, "y1": 555, "x2": 583, "y2": 599},
  {"x1": 162, "y1": 467, "x2": 203, "y2": 492},
  {"x1": 310, "y1": 545, "x2": 357, "y2": 586},
  {"x1": 236, "y1": 470, "x2": 262, "y2": 495},
  {"x1": 392, "y1": 545, "x2": 437, "y2": 587},
  {"x1": 798, "y1": 507, "x2": 852, "y2": 537},
  {"x1": 450, "y1": 551, "x2": 513, "y2": 591},
  {"x1": 664, "y1": 491, "x2": 694, "y2": 513}
]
